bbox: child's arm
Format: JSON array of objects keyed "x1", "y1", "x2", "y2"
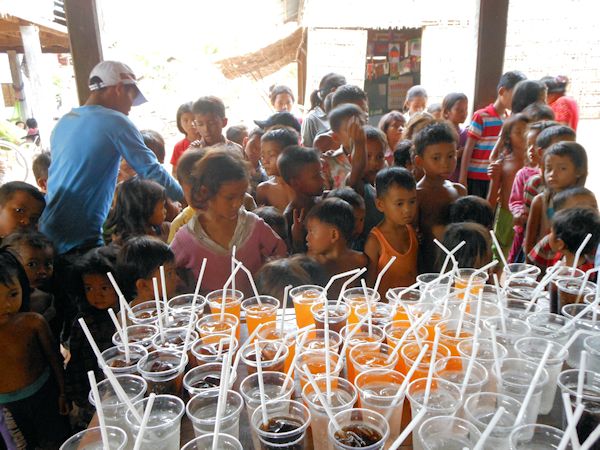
[
  {"x1": 363, "y1": 233, "x2": 381, "y2": 287},
  {"x1": 290, "y1": 209, "x2": 307, "y2": 253},
  {"x1": 524, "y1": 194, "x2": 543, "y2": 256},
  {"x1": 459, "y1": 136, "x2": 476, "y2": 187},
  {"x1": 346, "y1": 118, "x2": 367, "y2": 191},
  {"x1": 509, "y1": 169, "x2": 528, "y2": 226},
  {"x1": 486, "y1": 159, "x2": 503, "y2": 209},
  {"x1": 256, "y1": 183, "x2": 269, "y2": 207}
]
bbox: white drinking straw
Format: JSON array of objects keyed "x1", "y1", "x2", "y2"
[
  {"x1": 272, "y1": 339, "x2": 287, "y2": 362},
  {"x1": 335, "y1": 314, "x2": 372, "y2": 372},
  {"x1": 152, "y1": 277, "x2": 165, "y2": 343},
  {"x1": 322, "y1": 268, "x2": 362, "y2": 300},
  {"x1": 514, "y1": 343, "x2": 552, "y2": 425},
  {"x1": 472, "y1": 290, "x2": 484, "y2": 340},
  {"x1": 229, "y1": 323, "x2": 265, "y2": 383},
  {"x1": 524, "y1": 261, "x2": 565, "y2": 313},
  {"x1": 373, "y1": 256, "x2": 397, "y2": 297},
  {"x1": 557, "y1": 402, "x2": 585, "y2": 450},
  {"x1": 159, "y1": 266, "x2": 169, "y2": 309},
  {"x1": 335, "y1": 268, "x2": 366, "y2": 306},
  {"x1": 360, "y1": 279, "x2": 373, "y2": 337},
  {"x1": 434, "y1": 239, "x2": 465, "y2": 276},
  {"x1": 581, "y1": 421, "x2": 600, "y2": 450},
  {"x1": 577, "y1": 351, "x2": 588, "y2": 406},
  {"x1": 107, "y1": 272, "x2": 133, "y2": 314},
  {"x1": 87, "y1": 371, "x2": 110, "y2": 450},
  {"x1": 255, "y1": 340, "x2": 269, "y2": 426},
  {"x1": 108, "y1": 308, "x2": 129, "y2": 363},
  {"x1": 180, "y1": 289, "x2": 201, "y2": 367},
  {"x1": 323, "y1": 296, "x2": 333, "y2": 399},
  {"x1": 386, "y1": 309, "x2": 433, "y2": 364},
  {"x1": 576, "y1": 267, "x2": 600, "y2": 305},
  {"x1": 561, "y1": 298, "x2": 600, "y2": 331},
  {"x1": 460, "y1": 341, "x2": 480, "y2": 398},
  {"x1": 302, "y1": 364, "x2": 342, "y2": 432},
  {"x1": 213, "y1": 343, "x2": 233, "y2": 450},
  {"x1": 279, "y1": 330, "x2": 310, "y2": 394},
  {"x1": 573, "y1": 233, "x2": 592, "y2": 270},
  {"x1": 423, "y1": 327, "x2": 440, "y2": 407},
  {"x1": 132, "y1": 393, "x2": 156, "y2": 450},
  {"x1": 231, "y1": 245, "x2": 236, "y2": 299},
  {"x1": 280, "y1": 285, "x2": 291, "y2": 335},
  {"x1": 490, "y1": 230, "x2": 509, "y2": 271},
  {"x1": 489, "y1": 326, "x2": 503, "y2": 389},
  {"x1": 561, "y1": 392, "x2": 581, "y2": 449},
  {"x1": 464, "y1": 260, "x2": 498, "y2": 301},
  {"x1": 388, "y1": 408, "x2": 427, "y2": 450},
  {"x1": 119, "y1": 298, "x2": 130, "y2": 362},
  {"x1": 221, "y1": 261, "x2": 243, "y2": 320},
  {"x1": 562, "y1": 329, "x2": 586, "y2": 352},
  {"x1": 472, "y1": 407, "x2": 506, "y2": 450},
  {"x1": 387, "y1": 344, "x2": 430, "y2": 413},
  {"x1": 232, "y1": 257, "x2": 262, "y2": 304}
]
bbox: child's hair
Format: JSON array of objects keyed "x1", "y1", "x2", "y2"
[
  {"x1": 0, "y1": 248, "x2": 30, "y2": 311},
  {"x1": 331, "y1": 85, "x2": 367, "y2": 109},
  {"x1": 0, "y1": 181, "x2": 45, "y2": 207},
  {"x1": 402, "y1": 112, "x2": 435, "y2": 141},
  {"x1": 75, "y1": 246, "x2": 117, "y2": 307},
  {"x1": 543, "y1": 141, "x2": 588, "y2": 186},
  {"x1": 192, "y1": 95, "x2": 226, "y2": 118},
  {"x1": 26, "y1": 118, "x2": 38, "y2": 129},
  {"x1": 225, "y1": 124, "x2": 248, "y2": 146},
  {"x1": 310, "y1": 73, "x2": 347, "y2": 110},
  {"x1": 261, "y1": 127, "x2": 299, "y2": 150},
  {"x1": 404, "y1": 85, "x2": 428, "y2": 111},
  {"x1": 413, "y1": 121, "x2": 457, "y2": 157},
  {"x1": 256, "y1": 255, "x2": 325, "y2": 298},
  {"x1": 176, "y1": 101, "x2": 194, "y2": 134},
  {"x1": 365, "y1": 126, "x2": 388, "y2": 151},
  {"x1": 552, "y1": 208, "x2": 600, "y2": 255},
  {"x1": 500, "y1": 113, "x2": 530, "y2": 154},
  {"x1": 441, "y1": 223, "x2": 491, "y2": 269},
  {"x1": 393, "y1": 140, "x2": 413, "y2": 168},
  {"x1": 306, "y1": 198, "x2": 355, "y2": 243},
  {"x1": 441, "y1": 93, "x2": 468, "y2": 118},
  {"x1": 329, "y1": 104, "x2": 366, "y2": 133},
  {"x1": 323, "y1": 92, "x2": 335, "y2": 114},
  {"x1": 536, "y1": 125, "x2": 576, "y2": 150},
  {"x1": 522, "y1": 102, "x2": 555, "y2": 122},
  {"x1": 529, "y1": 120, "x2": 559, "y2": 139},
  {"x1": 32, "y1": 152, "x2": 51, "y2": 181},
  {"x1": 511, "y1": 80, "x2": 547, "y2": 114},
  {"x1": 328, "y1": 187, "x2": 366, "y2": 210},
  {"x1": 541, "y1": 75, "x2": 569, "y2": 95},
  {"x1": 378, "y1": 111, "x2": 406, "y2": 135},
  {"x1": 117, "y1": 236, "x2": 174, "y2": 299},
  {"x1": 3, "y1": 230, "x2": 54, "y2": 253},
  {"x1": 248, "y1": 127, "x2": 265, "y2": 140},
  {"x1": 427, "y1": 103, "x2": 442, "y2": 115},
  {"x1": 375, "y1": 167, "x2": 416, "y2": 198},
  {"x1": 497, "y1": 70, "x2": 527, "y2": 92},
  {"x1": 554, "y1": 187, "x2": 597, "y2": 212},
  {"x1": 277, "y1": 146, "x2": 320, "y2": 185},
  {"x1": 189, "y1": 150, "x2": 249, "y2": 209},
  {"x1": 176, "y1": 148, "x2": 208, "y2": 185},
  {"x1": 449, "y1": 195, "x2": 495, "y2": 229},
  {"x1": 141, "y1": 129, "x2": 165, "y2": 163},
  {"x1": 254, "y1": 206, "x2": 287, "y2": 240},
  {"x1": 105, "y1": 178, "x2": 166, "y2": 240},
  {"x1": 269, "y1": 85, "x2": 295, "y2": 104}
]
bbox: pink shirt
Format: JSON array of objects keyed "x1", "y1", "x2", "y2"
[
  {"x1": 509, "y1": 166, "x2": 540, "y2": 218},
  {"x1": 170, "y1": 209, "x2": 287, "y2": 296}
]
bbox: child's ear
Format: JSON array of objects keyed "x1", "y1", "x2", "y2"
[
  {"x1": 36, "y1": 178, "x2": 47, "y2": 192},
  {"x1": 331, "y1": 227, "x2": 340, "y2": 243},
  {"x1": 375, "y1": 197, "x2": 385, "y2": 213},
  {"x1": 135, "y1": 278, "x2": 150, "y2": 298},
  {"x1": 414, "y1": 154, "x2": 424, "y2": 169},
  {"x1": 222, "y1": 117, "x2": 229, "y2": 128}
]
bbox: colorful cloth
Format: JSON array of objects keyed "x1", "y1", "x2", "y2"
[
  {"x1": 527, "y1": 234, "x2": 556, "y2": 269},
  {"x1": 550, "y1": 96, "x2": 579, "y2": 131},
  {"x1": 170, "y1": 137, "x2": 191, "y2": 167},
  {"x1": 466, "y1": 104, "x2": 503, "y2": 181},
  {"x1": 524, "y1": 175, "x2": 544, "y2": 212},
  {"x1": 493, "y1": 206, "x2": 514, "y2": 263},
  {"x1": 508, "y1": 166, "x2": 540, "y2": 263},
  {"x1": 322, "y1": 147, "x2": 352, "y2": 189}
]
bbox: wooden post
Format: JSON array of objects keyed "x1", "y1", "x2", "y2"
[
  {"x1": 7, "y1": 50, "x2": 29, "y2": 121},
  {"x1": 64, "y1": 0, "x2": 103, "y2": 105},
  {"x1": 472, "y1": 0, "x2": 509, "y2": 111}
]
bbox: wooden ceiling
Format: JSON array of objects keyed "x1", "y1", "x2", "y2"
[{"x1": 0, "y1": 12, "x2": 69, "y2": 53}]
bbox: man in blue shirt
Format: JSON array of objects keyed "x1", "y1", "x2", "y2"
[{"x1": 40, "y1": 61, "x2": 183, "y2": 254}]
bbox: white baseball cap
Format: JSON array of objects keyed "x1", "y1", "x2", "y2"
[{"x1": 88, "y1": 60, "x2": 148, "y2": 106}]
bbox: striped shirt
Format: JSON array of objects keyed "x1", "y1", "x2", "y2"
[{"x1": 467, "y1": 104, "x2": 503, "y2": 181}]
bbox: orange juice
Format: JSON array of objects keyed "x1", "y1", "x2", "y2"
[
  {"x1": 340, "y1": 323, "x2": 385, "y2": 384},
  {"x1": 409, "y1": 305, "x2": 450, "y2": 339},
  {"x1": 386, "y1": 288, "x2": 422, "y2": 322},
  {"x1": 454, "y1": 269, "x2": 488, "y2": 298},
  {"x1": 295, "y1": 350, "x2": 341, "y2": 389},
  {"x1": 343, "y1": 287, "x2": 380, "y2": 325},
  {"x1": 290, "y1": 285, "x2": 324, "y2": 328},
  {"x1": 384, "y1": 320, "x2": 429, "y2": 348},
  {"x1": 349, "y1": 343, "x2": 398, "y2": 383},
  {"x1": 400, "y1": 340, "x2": 451, "y2": 380},
  {"x1": 241, "y1": 296, "x2": 280, "y2": 336},
  {"x1": 195, "y1": 313, "x2": 239, "y2": 340},
  {"x1": 435, "y1": 319, "x2": 478, "y2": 357},
  {"x1": 257, "y1": 321, "x2": 297, "y2": 372}
]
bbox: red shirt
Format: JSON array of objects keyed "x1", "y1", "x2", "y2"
[
  {"x1": 466, "y1": 104, "x2": 503, "y2": 181},
  {"x1": 550, "y1": 96, "x2": 579, "y2": 131},
  {"x1": 170, "y1": 137, "x2": 191, "y2": 167}
]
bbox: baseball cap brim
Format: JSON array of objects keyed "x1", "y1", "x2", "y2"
[
  {"x1": 254, "y1": 119, "x2": 268, "y2": 128},
  {"x1": 131, "y1": 84, "x2": 148, "y2": 106}
]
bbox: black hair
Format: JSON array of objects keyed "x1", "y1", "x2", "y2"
[
  {"x1": 365, "y1": 126, "x2": 388, "y2": 152},
  {"x1": 277, "y1": 145, "x2": 320, "y2": 185},
  {"x1": 449, "y1": 195, "x2": 495, "y2": 229},
  {"x1": 378, "y1": 111, "x2": 406, "y2": 135},
  {"x1": 117, "y1": 236, "x2": 174, "y2": 299},
  {"x1": 32, "y1": 152, "x2": 51, "y2": 181},
  {"x1": 256, "y1": 256, "x2": 325, "y2": 299},
  {"x1": 0, "y1": 248, "x2": 31, "y2": 312},
  {"x1": 3, "y1": 230, "x2": 54, "y2": 252},
  {"x1": 404, "y1": 85, "x2": 428, "y2": 111},
  {"x1": 331, "y1": 85, "x2": 367, "y2": 109},
  {"x1": 309, "y1": 73, "x2": 347, "y2": 111},
  {"x1": 328, "y1": 104, "x2": 366, "y2": 133},
  {"x1": 328, "y1": 187, "x2": 365, "y2": 210},
  {"x1": 441, "y1": 93, "x2": 468, "y2": 118},
  {"x1": 306, "y1": 198, "x2": 355, "y2": 243},
  {"x1": 528, "y1": 120, "x2": 559, "y2": 138},
  {"x1": 105, "y1": 178, "x2": 166, "y2": 241},
  {"x1": 269, "y1": 85, "x2": 295, "y2": 104},
  {"x1": 254, "y1": 206, "x2": 287, "y2": 241},
  {"x1": 248, "y1": 127, "x2": 265, "y2": 140},
  {"x1": 552, "y1": 208, "x2": 600, "y2": 255},
  {"x1": 0, "y1": 181, "x2": 45, "y2": 207},
  {"x1": 175, "y1": 102, "x2": 194, "y2": 134},
  {"x1": 176, "y1": 148, "x2": 207, "y2": 185},
  {"x1": 441, "y1": 223, "x2": 492, "y2": 269},
  {"x1": 261, "y1": 128, "x2": 299, "y2": 150},
  {"x1": 141, "y1": 129, "x2": 165, "y2": 163},
  {"x1": 323, "y1": 92, "x2": 335, "y2": 115},
  {"x1": 25, "y1": 118, "x2": 38, "y2": 129},
  {"x1": 497, "y1": 70, "x2": 527, "y2": 92},
  {"x1": 554, "y1": 187, "x2": 597, "y2": 212},
  {"x1": 225, "y1": 124, "x2": 248, "y2": 146},
  {"x1": 544, "y1": 141, "x2": 588, "y2": 186},
  {"x1": 511, "y1": 80, "x2": 547, "y2": 114},
  {"x1": 427, "y1": 103, "x2": 442, "y2": 114},
  {"x1": 375, "y1": 167, "x2": 416, "y2": 198},
  {"x1": 192, "y1": 95, "x2": 226, "y2": 118},
  {"x1": 393, "y1": 140, "x2": 413, "y2": 168},
  {"x1": 521, "y1": 102, "x2": 555, "y2": 122},
  {"x1": 541, "y1": 75, "x2": 569, "y2": 95},
  {"x1": 536, "y1": 125, "x2": 576, "y2": 151},
  {"x1": 413, "y1": 121, "x2": 457, "y2": 157},
  {"x1": 500, "y1": 113, "x2": 530, "y2": 154},
  {"x1": 75, "y1": 246, "x2": 117, "y2": 277}
]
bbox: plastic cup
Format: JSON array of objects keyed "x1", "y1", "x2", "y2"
[
  {"x1": 558, "y1": 369, "x2": 600, "y2": 447},
  {"x1": 557, "y1": 278, "x2": 596, "y2": 310},
  {"x1": 257, "y1": 321, "x2": 297, "y2": 372},
  {"x1": 584, "y1": 335, "x2": 600, "y2": 372},
  {"x1": 167, "y1": 293, "x2": 206, "y2": 314},
  {"x1": 503, "y1": 263, "x2": 541, "y2": 281},
  {"x1": 241, "y1": 295, "x2": 280, "y2": 336},
  {"x1": 240, "y1": 340, "x2": 289, "y2": 374},
  {"x1": 435, "y1": 319, "x2": 479, "y2": 356},
  {"x1": 463, "y1": 392, "x2": 522, "y2": 450},
  {"x1": 128, "y1": 301, "x2": 159, "y2": 325},
  {"x1": 383, "y1": 320, "x2": 428, "y2": 348},
  {"x1": 291, "y1": 285, "x2": 324, "y2": 328},
  {"x1": 526, "y1": 312, "x2": 572, "y2": 345},
  {"x1": 125, "y1": 394, "x2": 184, "y2": 450},
  {"x1": 136, "y1": 349, "x2": 187, "y2": 396},
  {"x1": 186, "y1": 389, "x2": 244, "y2": 439},
  {"x1": 461, "y1": 299, "x2": 502, "y2": 325},
  {"x1": 408, "y1": 304, "x2": 451, "y2": 339},
  {"x1": 101, "y1": 344, "x2": 148, "y2": 375},
  {"x1": 355, "y1": 302, "x2": 394, "y2": 328},
  {"x1": 503, "y1": 297, "x2": 543, "y2": 321},
  {"x1": 433, "y1": 356, "x2": 488, "y2": 399},
  {"x1": 547, "y1": 266, "x2": 584, "y2": 314},
  {"x1": 295, "y1": 349, "x2": 342, "y2": 390},
  {"x1": 340, "y1": 324, "x2": 385, "y2": 382},
  {"x1": 386, "y1": 288, "x2": 422, "y2": 321},
  {"x1": 190, "y1": 333, "x2": 238, "y2": 366},
  {"x1": 561, "y1": 304, "x2": 600, "y2": 367},
  {"x1": 349, "y1": 342, "x2": 398, "y2": 384},
  {"x1": 251, "y1": 399, "x2": 311, "y2": 449},
  {"x1": 400, "y1": 341, "x2": 451, "y2": 380},
  {"x1": 297, "y1": 329, "x2": 342, "y2": 353},
  {"x1": 183, "y1": 363, "x2": 237, "y2": 397},
  {"x1": 195, "y1": 313, "x2": 239, "y2": 340},
  {"x1": 344, "y1": 287, "x2": 380, "y2": 325},
  {"x1": 457, "y1": 338, "x2": 508, "y2": 391},
  {"x1": 302, "y1": 376, "x2": 357, "y2": 450},
  {"x1": 206, "y1": 288, "x2": 243, "y2": 318},
  {"x1": 328, "y1": 408, "x2": 389, "y2": 450},
  {"x1": 417, "y1": 415, "x2": 481, "y2": 450},
  {"x1": 454, "y1": 268, "x2": 488, "y2": 297},
  {"x1": 163, "y1": 311, "x2": 200, "y2": 329},
  {"x1": 311, "y1": 301, "x2": 350, "y2": 334},
  {"x1": 180, "y1": 433, "x2": 242, "y2": 450},
  {"x1": 483, "y1": 317, "x2": 531, "y2": 357},
  {"x1": 355, "y1": 368, "x2": 405, "y2": 446},
  {"x1": 112, "y1": 324, "x2": 158, "y2": 349},
  {"x1": 514, "y1": 337, "x2": 568, "y2": 414},
  {"x1": 60, "y1": 426, "x2": 127, "y2": 450},
  {"x1": 151, "y1": 327, "x2": 198, "y2": 354},
  {"x1": 509, "y1": 424, "x2": 571, "y2": 449}
]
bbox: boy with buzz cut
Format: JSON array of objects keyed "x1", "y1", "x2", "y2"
[
  {"x1": 0, "y1": 181, "x2": 45, "y2": 241},
  {"x1": 459, "y1": 70, "x2": 527, "y2": 197},
  {"x1": 414, "y1": 121, "x2": 467, "y2": 273},
  {"x1": 191, "y1": 95, "x2": 243, "y2": 154},
  {"x1": 32, "y1": 152, "x2": 51, "y2": 193},
  {"x1": 549, "y1": 208, "x2": 600, "y2": 271}
]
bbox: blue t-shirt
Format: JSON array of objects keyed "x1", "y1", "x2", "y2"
[{"x1": 40, "y1": 105, "x2": 183, "y2": 254}]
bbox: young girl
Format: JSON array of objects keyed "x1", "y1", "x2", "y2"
[
  {"x1": 106, "y1": 178, "x2": 169, "y2": 243},
  {"x1": 0, "y1": 249, "x2": 69, "y2": 448},
  {"x1": 440, "y1": 223, "x2": 492, "y2": 269},
  {"x1": 302, "y1": 73, "x2": 346, "y2": 147},
  {"x1": 378, "y1": 111, "x2": 406, "y2": 164},
  {"x1": 170, "y1": 102, "x2": 199, "y2": 173},
  {"x1": 442, "y1": 92, "x2": 469, "y2": 182},
  {"x1": 404, "y1": 85, "x2": 428, "y2": 120},
  {"x1": 170, "y1": 151, "x2": 287, "y2": 296},
  {"x1": 269, "y1": 85, "x2": 295, "y2": 113}
]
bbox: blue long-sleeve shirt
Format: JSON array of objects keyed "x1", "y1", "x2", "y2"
[{"x1": 40, "y1": 105, "x2": 184, "y2": 254}]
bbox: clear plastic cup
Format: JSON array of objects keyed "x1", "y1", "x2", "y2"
[
  {"x1": 557, "y1": 278, "x2": 596, "y2": 311},
  {"x1": 339, "y1": 324, "x2": 385, "y2": 382},
  {"x1": 509, "y1": 424, "x2": 570, "y2": 449},
  {"x1": 206, "y1": 288, "x2": 243, "y2": 318},
  {"x1": 112, "y1": 324, "x2": 158, "y2": 349},
  {"x1": 296, "y1": 329, "x2": 342, "y2": 353},
  {"x1": 136, "y1": 349, "x2": 187, "y2": 396},
  {"x1": 183, "y1": 363, "x2": 237, "y2": 397},
  {"x1": 429, "y1": 285, "x2": 464, "y2": 305},
  {"x1": 409, "y1": 305, "x2": 451, "y2": 339},
  {"x1": 435, "y1": 319, "x2": 479, "y2": 356},
  {"x1": 383, "y1": 320, "x2": 428, "y2": 348},
  {"x1": 311, "y1": 301, "x2": 350, "y2": 334},
  {"x1": 291, "y1": 285, "x2": 325, "y2": 328},
  {"x1": 195, "y1": 313, "x2": 239, "y2": 340},
  {"x1": 349, "y1": 342, "x2": 398, "y2": 384},
  {"x1": 241, "y1": 295, "x2": 280, "y2": 336},
  {"x1": 456, "y1": 338, "x2": 508, "y2": 391},
  {"x1": 251, "y1": 399, "x2": 311, "y2": 449},
  {"x1": 561, "y1": 304, "x2": 600, "y2": 367},
  {"x1": 128, "y1": 301, "x2": 159, "y2": 325},
  {"x1": 433, "y1": 356, "x2": 488, "y2": 399},
  {"x1": 151, "y1": 327, "x2": 198, "y2": 354},
  {"x1": 400, "y1": 341, "x2": 451, "y2": 380},
  {"x1": 186, "y1": 389, "x2": 244, "y2": 439},
  {"x1": 355, "y1": 302, "x2": 394, "y2": 329},
  {"x1": 240, "y1": 340, "x2": 289, "y2": 374},
  {"x1": 526, "y1": 312, "x2": 572, "y2": 345},
  {"x1": 454, "y1": 268, "x2": 489, "y2": 297},
  {"x1": 417, "y1": 415, "x2": 481, "y2": 449},
  {"x1": 463, "y1": 392, "x2": 522, "y2": 450},
  {"x1": 125, "y1": 394, "x2": 184, "y2": 450},
  {"x1": 416, "y1": 273, "x2": 442, "y2": 290},
  {"x1": 101, "y1": 344, "x2": 148, "y2": 375},
  {"x1": 295, "y1": 349, "x2": 342, "y2": 390},
  {"x1": 190, "y1": 333, "x2": 238, "y2": 366},
  {"x1": 584, "y1": 335, "x2": 600, "y2": 372},
  {"x1": 328, "y1": 408, "x2": 389, "y2": 450},
  {"x1": 163, "y1": 311, "x2": 199, "y2": 329},
  {"x1": 503, "y1": 297, "x2": 542, "y2": 321},
  {"x1": 167, "y1": 293, "x2": 206, "y2": 314},
  {"x1": 302, "y1": 376, "x2": 357, "y2": 450},
  {"x1": 344, "y1": 287, "x2": 380, "y2": 325},
  {"x1": 503, "y1": 263, "x2": 541, "y2": 281},
  {"x1": 461, "y1": 299, "x2": 502, "y2": 324},
  {"x1": 514, "y1": 337, "x2": 568, "y2": 414},
  {"x1": 548, "y1": 266, "x2": 584, "y2": 314},
  {"x1": 60, "y1": 426, "x2": 127, "y2": 450},
  {"x1": 180, "y1": 433, "x2": 242, "y2": 450},
  {"x1": 386, "y1": 288, "x2": 422, "y2": 321},
  {"x1": 483, "y1": 317, "x2": 531, "y2": 357},
  {"x1": 257, "y1": 320, "x2": 297, "y2": 372}
]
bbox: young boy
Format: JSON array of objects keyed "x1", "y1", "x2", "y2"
[
  {"x1": 191, "y1": 96, "x2": 242, "y2": 154},
  {"x1": 364, "y1": 126, "x2": 387, "y2": 186},
  {"x1": 459, "y1": 70, "x2": 527, "y2": 197},
  {"x1": 256, "y1": 127, "x2": 298, "y2": 211},
  {"x1": 327, "y1": 187, "x2": 367, "y2": 249},
  {"x1": 226, "y1": 124, "x2": 248, "y2": 147},
  {"x1": 0, "y1": 181, "x2": 45, "y2": 241},
  {"x1": 306, "y1": 198, "x2": 367, "y2": 297},
  {"x1": 414, "y1": 122, "x2": 467, "y2": 273},
  {"x1": 243, "y1": 128, "x2": 268, "y2": 197},
  {"x1": 277, "y1": 145, "x2": 325, "y2": 252},
  {"x1": 550, "y1": 208, "x2": 600, "y2": 271},
  {"x1": 365, "y1": 167, "x2": 418, "y2": 298},
  {"x1": 32, "y1": 152, "x2": 51, "y2": 193}
]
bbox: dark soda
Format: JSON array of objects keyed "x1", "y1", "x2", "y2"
[
  {"x1": 334, "y1": 424, "x2": 382, "y2": 448},
  {"x1": 259, "y1": 417, "x2": 304, "y2": 450}
]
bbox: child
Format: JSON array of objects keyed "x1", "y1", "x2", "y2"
[
  {"x1": 327, "y1": 187, "x2": 370, "y2": 250},
  {"x1": 365, "y1": 167, "x2": 418, "y2": 298},
  {"x1": 442, "y1": 93, "x2": 469, "y2": 182},
  {"x1": 0, "y1": 181, "x2": 45, "y2": 241},
  {"x1": 117, "y1": 235, "x2": 179, "y2": 306},
  {"x1": 393, "y1": 140, "x2": 415, "y2": 172},
  {"x1": 270, "y1": 85, "x2": 295, "y2": 113},
  {"x1": 256, "y1": 255, "x2": 326, "y2": 300},
  {"x1": 254, "y1": 206, "x2": 287, "y2": 242},
  {"x1": 32, "y1": 152, "x2": 51, "y2": 193},
  {"x1": 402, "y1": 112, "x2": 435, "y2": 141},
  {"x1": 459, "y1": 71, "x2": 527, "y2": 197},
  {"x1": 191, "y1": 96, "x2": 242, "y2": 153},
  {"x1": 243, "y1": 128, "x2": 268, "y2": 198},
  {"x1": 305, "y1": 198, "x2": 367, "y2": 297},
  {"x1": 256, "y1": 128, "x2": 298, "y2": 211},
  {"x1": 378, "y1": 111, "x2": 406, "y2": 163},
  {"x1": 170, "y1": 102, "x2": 199, "y2": 173},
  {"x1": 448, "y1": 195, "x2": 495, "y2": 229},
  {"x1": 440, "y1": 223, "x2": 492, "y2": 269},
  {"x1": 404, "y1": 85, "x2": 428, "y2": 119},
  {"x1": 0, "y1": 249, "x2": 69, "y2": 448},
  {"x1": 364, "y1": 126, "x2": 387, "y2": 186},
  {"x1": 511, "y1": 80, "x2": 547, "y2": 114},
  {"x1": 105, "y1": 178, "x2": 169, "y2": 243},
  {"x1": 427, "y1": 103, "x2": 442, "y2": 120},
  {"x1": 226, "y1": 124, "x2": 248, "y2": 148},
  {"x1": 141, "y1": 129, "x2": 166, "y2": 164},
  {"x1": 277, "y1": 146, "x2": 326, "y2": 253},
  {"x1": 302, "y1": 73, "x2": 346, "y2": 147},
  {"x1": 549, "y1": 208, "x2": 600, "y2": 271},
  {"x1": 414, "y1": 121, "x2": 467, "y2": 273},
  {"x1": 170, "y1": 151, "x2": 287, "y2": 296},
  {"x1": 542, "y1": 75, "x2": 579, "y2": 131}
]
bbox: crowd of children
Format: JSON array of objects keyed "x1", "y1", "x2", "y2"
[{"x1": 0, "y1": 69, "x2": 599, "y2": 449}]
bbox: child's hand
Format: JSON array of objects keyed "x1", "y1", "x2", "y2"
[
  {"x1": 58, "y1": 395, "x2": 70, "y2": 415},
  {"x1": 348, "y1": 117, "x2": 366, "y2": 149},
  {"x1": 488, "y1": 160, "x2": 502, "y2": 183},
  {"x1": 291, "y1": 209, "x2": 306, "y2": 245}
]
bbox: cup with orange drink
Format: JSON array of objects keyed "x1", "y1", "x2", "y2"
[
  {"x1": 339, "y1": 323, "x2": 385, "y2": 383},
  {"x1": 241, "y1": 295, "x2": 280, "y2": 336},
  {"x1": 400, "y1": 340, "x2": 451, "y2": 380},
  {"x1": 296, "y1": 329, "x2": 342, "y2": 353},
  {"x1": 290, "y1": 285, "x2": 324, "y2": 328},
  {"x1": 355, "y1": 302, "x2": 394, "y2": 329},
  {"x1": 408, "y1": 304, "x2": 451, "y2": 339},
  {"x1": 343, "y1": 287, "x2": 380, "y2": 325},
  {"x1": 454, "y1": 268, "x2": 489, "y2": 297},
  {"x1": 256, "y1": 320, "x2": 297, "y2": 372},
  {"x1": 384, "y1": 320, "x2": 429, "y2": 348},
  {"x1": 435, "y1": 318, "x2": 479, "y2": 356},
  {"x1": 196, "y1": 313, "x2": 239, "y2": 340},
  {"x1": 348, "y1": 342, "x2": 398, "y2": 384},
  {"x1": 295, "y1": 349, "x2": 341, "y2": 389},
  {"x1": 386, "y1": 288, "x2": 422, "y2": 321}
]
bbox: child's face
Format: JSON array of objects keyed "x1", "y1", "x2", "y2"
[
  {"x1": 386, "y1": 119, "x2": 405, "y2": 147},
  {"x1": 19, "y1": 244, "x2": 54, "y2": 289},
  {"x1": 261, "y1": 141, "x2": 282, "y2": 177},
  {"x1": 0, "y1": 277, "x2": 21, "y2": 325},
  {"x1": 273, "y1": 93, "x2": 294, "y2": 113},
  {"x1": 499, "y1": 87, "x2": 515, "y2": 111},
  {"x1": 376, "y1": 185, "x2": 417, "y2": 226},
  {"x1": 148, "y1": 261, "x2": 180, "y2": 299},
  {"x1": 244, "y1": 134, "x2": 262, "y2": 168},
  {"x1": 306, "y1": 217, "x2": 335, "y2": 254},
  {"x1": 509, "y1": 121, "x2": 528, "y2": 153},
  {"x1": 526, "y1": 130, "x2": 540, "y2": 164},
  {"x1": 365, "y1": 139, "x2": 386, "y2": 185},
  {"x1": 544, "y1": 154, "x2": 580, "y2": 192},
  {"x1": 294, "y1": 162, "x2": 324, "y2": 197},
  {"x1": 149, "y1": 199, "x2": 166, "y2": 227},
  {"x1": 446, "y1": 99, "x2": 468, "y2": 125},
  {"x1": 207, "y1": 179, "x2": 249, "y2": 221},
  {"x1": 417, "y1": 142, "x2": 457, "y2": 179},
  {"x1": 194, "y1": 113, "x2": 226, "y2": 146},
  {"x1": 408, "y1": 96, "x2": 427, "y2": 113},
  {"x1": 0, "y1": 192, "x2": 44, "y2": 237},
  {"x1": 180, "y1": 112, "x2": 198, "y2": 139},
  {"x1": 353, "y1": 206, "x2": 366, "y2": 238},
  {"x1": 83, "y1": 273, "x2": 118, "y2": 310}
]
